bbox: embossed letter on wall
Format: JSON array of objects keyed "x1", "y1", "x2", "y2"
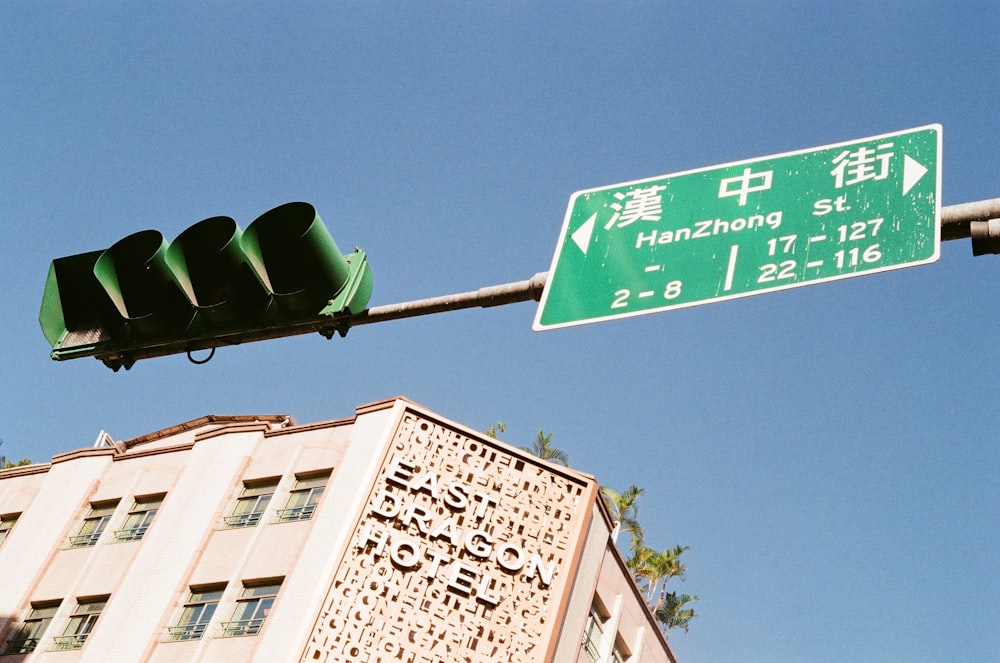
[{"x1": 302, "y1": 411, "x2": 588, "y2": 663}]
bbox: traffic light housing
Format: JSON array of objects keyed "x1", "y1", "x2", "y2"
[{"x1": 40, "y1": 202, "x2": 372, "y2": 370}]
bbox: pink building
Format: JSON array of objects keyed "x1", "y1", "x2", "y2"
[{"x1": 0, "y1": 397, "x2": 677, "y2": 663}]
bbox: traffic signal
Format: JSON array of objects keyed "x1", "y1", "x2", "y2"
[{"x1": 40, "y1": 202, "x2": 372, "y2": 370}]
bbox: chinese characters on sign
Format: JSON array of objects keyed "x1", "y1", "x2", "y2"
[
  {"x1": 605, "y1": 185, "x2": 667, "y2": 229},
  {"x1": 534, "y1": 125, "x2": 941, "y2": 330},
  {"x1": 830, "y1": 142, "x2": 894, "y2": 188},
  {"x1": 719, "y1": 168, "x2": 773, "y2": 206}
]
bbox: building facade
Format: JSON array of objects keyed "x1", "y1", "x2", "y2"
[{"x1": 0, "y1": 397, "x2": 677, "y2": 663}]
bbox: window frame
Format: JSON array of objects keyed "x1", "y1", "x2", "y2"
[
  {"x1": 277, "y1": 471, "x2": 330, "y2": 522},
  {"x1": 167, "y1": 584, "x2": 226, "y2": 641},
  {"x1": 115, "y1": 493, "x2": 165, "y2": 542},
  {"x1": 52, "y1": 595, "x2": 108, "y2": 650},
  {"x1": 69, "y1": 501, "x2": 119, "y2": 548},
  {"x1": 0, "y1": 512, "x2": 19, "y2": 548},
  {"x1": 224, "y1": 479, "x2": 279, "y2": 528},
  {"x1": 581, "y1": 596, "x2": 610, "y2": 661},
  {"x1": 220, "y1": 579, "x2": 282, "y2": 637},
  {"x1": 2, "y1": 600, "x2": 61, "y2": 655},
  {"x1": 611, "y1": 634, "x2": 632, "y2": 662}
]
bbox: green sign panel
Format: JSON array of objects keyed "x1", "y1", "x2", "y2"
[{"x1": 534, "y1": 125, "x2": 941, "y2": 330}]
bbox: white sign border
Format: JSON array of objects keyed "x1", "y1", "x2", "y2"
[{"x1": 533, "y1": 124, "x2": 943, "y2": 331}]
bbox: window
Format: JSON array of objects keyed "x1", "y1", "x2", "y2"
[
  {"x1": 2, "y1": 601, "x2": 60, "y2": 655},
  {"x1": 278, "y1": 472, "x2": 329, "y2": 522},
  {"x1": 168, "y1": 585, "x2": 225, "y2": 641},
  {"x1": 224, "y1": 479, "x2": 278, "y2": 528},
  {"x1": 116, "y1": 494, "x2": 164, "y2": 541},
  {"x1": 0, "y1": 513, "x2": 18, "y2": 548},
  {"x1": 69, "y1": 501, "x2": 118, "y2": 548},
  {"x1": 53, "y1": 596, "x2": 107, "y2": 650},
  {"x1": 221, "y1": 580, "x2": 281, "y2": 637},
  {"x1": 611, "y1": 635, "x2": 632, "y2": 662},
  {"x1": 581, "y1": 597, "x2": 609, "y2": 661}
]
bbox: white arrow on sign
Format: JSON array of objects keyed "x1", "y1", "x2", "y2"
[
  {"x1": 571, "y1": 212, "x2": 597, "y2": 255},
  {"x1": 903, "y1": 154, "x2": 928, "y2": 195}
]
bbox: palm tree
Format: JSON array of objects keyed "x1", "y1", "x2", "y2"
[
  {"x1": 521, "y1": 430, "x2": 569, "y2": 466},
  {"x1": 483, "y1": 423, "x2": 698, "y2": 637},
  {"x1": 653, "y1": 592, "x2": 698, "y2": 637},
  {"x1": 601, "y1": 484, "x2": 644, "y2": 546},
  {"x1": 626, "y1": 543, "x2": 657, "y2": 591},
  {"x1": 627, "y1": 541, "x2": 697, "y2": 638},
  {"x1": 0, "y1": 455, "x2": 31, "y2": 469},
  {"x1": 484, "y1": 421, "x2": 507, "y2": 439},
  {"x1": 643, "y1": 545, "x2": 689, "y2": 608},
  {"x1": 626, "y1": 544, "x2": 698, "y2": 637}
]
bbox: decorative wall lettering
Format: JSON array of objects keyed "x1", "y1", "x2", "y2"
[{"x1": 302, "y1": 412, "x2": 587, "y2": 663}]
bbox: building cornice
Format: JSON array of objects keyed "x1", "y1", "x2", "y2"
[{"x1": 123, "y1": 414, "x2": 293, "y2": 449}]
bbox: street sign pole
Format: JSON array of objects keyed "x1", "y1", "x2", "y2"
[{"x1": 534, "y1": 125, "x2": 942, "y2": 330}]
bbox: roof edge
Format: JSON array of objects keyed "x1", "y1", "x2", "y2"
[{"x1": 122, "y1": 414, "x2": 294, "y2": 449}]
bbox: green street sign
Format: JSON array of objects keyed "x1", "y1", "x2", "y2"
[{"x1": 534, "y1": 125, "x2": 941, "y2": 330}]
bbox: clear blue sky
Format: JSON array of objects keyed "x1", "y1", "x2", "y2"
[{"x1": 2, "y1": 3, "x2": 998, "y2": 662}]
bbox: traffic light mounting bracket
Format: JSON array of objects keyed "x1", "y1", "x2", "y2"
[{"x1": 90, "y1": 249, "x2": 372, "y2": 372}]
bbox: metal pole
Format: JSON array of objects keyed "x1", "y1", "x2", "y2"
[
  {"x1": 351, "y1": 197, "x2": 1000, "y2": 326},
  {"x1": 941, "y1": 197, "x2": 1000, "y2": 240},
  {"x1": 98, "y1": 197, "x2": 1000, "y2": 369},
  {"x1": 352, "y1": 272, "x2": 549, "y2": 326}
]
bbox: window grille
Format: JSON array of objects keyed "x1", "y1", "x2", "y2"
[
  {"x1": 2, "y1": 601, "x2": 60, "y2": 655},
  {"x1": 220, "y1": 581, "x2": 281, "y2": 637},
  {"x1": 53, "y1": 596, "x2": 107, "y2": 650},
  {"x1": 278, "y1": 473, "x2": 328, "y2": 522},
  {"x1": 225, "y1": 480, "x2": 278, "y2": 528},
  {"x1": 69, "y1": 502, "x2": 118, "y2": 548},
  {"x1": 116, "y1": 494, "x2": 164, "y2": 541},
  {"x1": 168, "y1": 585, "x2": 225, "y2": 641},
  {"x1": 581, "y1": 597, "x2": 609, "y2": 661}
]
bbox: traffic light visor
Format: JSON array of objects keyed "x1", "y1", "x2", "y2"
[
  {"x1": 165, "y1": 216, "x2": 271, "y2": 328},
  {"x1": 93, "y1": 230, "x2": 192, "y2": 338},
  {"x1": 242, "y1": 202, "x2": 357, "y2": 315}
]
